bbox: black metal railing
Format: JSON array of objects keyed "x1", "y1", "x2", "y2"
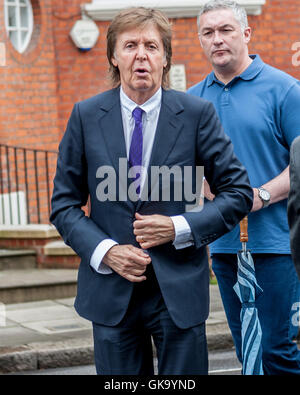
[{"x1": 0, "y1": 144, "x2": 58, "y2": 225}]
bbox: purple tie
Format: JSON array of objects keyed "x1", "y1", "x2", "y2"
[{"x1": 129, "y1": 107, "x2": 143, "y2": 195}]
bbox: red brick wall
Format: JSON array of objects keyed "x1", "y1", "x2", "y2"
[
  {"x1": 51, "y1": 0, "x2": 110, "y2": 136},
  {"x1": 0, "y1": 0, "x2": 60, "y2": 149}
]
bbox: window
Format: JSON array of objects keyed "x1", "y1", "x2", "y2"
[{"x1": 4, "y1": 0, "x2": 33, "y2": 54}]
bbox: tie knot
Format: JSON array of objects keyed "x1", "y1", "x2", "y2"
[{"x1": 132, "y1": 107, "x2": 143, "y2": 123}]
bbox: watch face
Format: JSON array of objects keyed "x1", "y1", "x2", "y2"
[{"x1": 260, "y1": 189, "x2": 270, "y2": 201}]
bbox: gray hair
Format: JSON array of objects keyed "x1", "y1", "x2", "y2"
[{"x1": 197, "y1": 0, "x2": 248, "y2": 32}]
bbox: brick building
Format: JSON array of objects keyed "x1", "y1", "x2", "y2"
[{"x1": 0, "y1": 0, "x2": 300, "y2": 225}]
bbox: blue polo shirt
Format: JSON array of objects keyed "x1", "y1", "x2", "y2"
[{"x1": 188, "y1": 55, "x2": 300, "y2": 254}]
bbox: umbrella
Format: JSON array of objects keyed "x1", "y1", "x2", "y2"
[{"x1": 233, "y1": 216, "x2": 264, "y2": 375}]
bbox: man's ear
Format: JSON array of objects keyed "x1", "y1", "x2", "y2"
[
  {"x1": 244, "y1": 26, "x2": 252, "y2": 44},
  {"x1": 111, "y1": 56, "x2": 118, "y2": 67}
]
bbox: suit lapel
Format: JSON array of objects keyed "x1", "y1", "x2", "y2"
[
  {"x1": 98, "y1": 88, "x2": 128, "y2": 174},
  {"x1": 148, "y1": 89, "x2": 184, "y2": 168}
]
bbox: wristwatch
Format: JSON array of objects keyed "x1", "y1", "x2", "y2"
[{"x1": 257, "y1": 187, "x2": 271, "y2": 208}]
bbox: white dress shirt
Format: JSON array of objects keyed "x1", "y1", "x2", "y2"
[{"x1": 90, "y1": 87, "x2": 193, "y2": 274}]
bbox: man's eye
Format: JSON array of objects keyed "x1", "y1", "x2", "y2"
[
  {"x1": 148, "y1": 44, "x2": 157, "y2": 50},
  {"x1": 203, "y1": 31, "x2": 212, "y2": 36}
]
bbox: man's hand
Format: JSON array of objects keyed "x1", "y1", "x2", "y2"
[
  {"x1": 102, "y1": 244, "x2": 151, "y2": 282},
  {"x1": 133, "y1": 212, "x2": 175, "y2": 249}
]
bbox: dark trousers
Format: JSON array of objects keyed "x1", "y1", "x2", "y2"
[
  {"x1": 92, "y1": 265, "x2": 208, "y2": 375},
  {"x1": 212, "y1": 254, "x2": 300, "y2": 375}
]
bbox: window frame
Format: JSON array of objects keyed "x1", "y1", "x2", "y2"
[
  {"x1": 4, "y1": 0, "x2": 34, "y2": 54},
  {"x1": 82, "y1": 0, "x2": 266, "y2": 20}
]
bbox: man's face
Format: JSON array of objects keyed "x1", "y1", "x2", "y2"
[
  {"x1": 198, "y1": 8, "x2": 251, "y2": 72},
  {"x1": 111, "y1": 23, "x2": 167, "y2": 104}
]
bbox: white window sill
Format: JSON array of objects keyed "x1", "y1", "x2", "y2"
[{"x1": 82, "y1": 0, "x2": 266, "y2": 21}]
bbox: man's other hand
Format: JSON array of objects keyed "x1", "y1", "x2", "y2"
[
  {"x1": 133, "y1": 212, "x2": 175, "y2": 249},
  {"x1": 102, "y1": 244, "x2": 151, "y2": 282}
]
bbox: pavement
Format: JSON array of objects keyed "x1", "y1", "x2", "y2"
[{"x1": 0, "y1": 284, "x2": 236, "y2": 374}]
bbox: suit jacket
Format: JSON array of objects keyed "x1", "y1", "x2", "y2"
[
  {"x1": 288, "y1": 136, "x2": 300, "y2": 280},
  {"x1": 50, "y1": 87, "x2": 253, "y2": 329}
]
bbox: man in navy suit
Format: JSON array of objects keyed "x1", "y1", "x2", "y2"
[
  {"x1": 288, "y1": 136, "x2": 300, "y2": 281},
  {"x1": 50, "y1": 7, "x2": 253, "y2": 375}
]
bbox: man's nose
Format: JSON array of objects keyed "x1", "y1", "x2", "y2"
[
  {"x1": 213, "y1": 31, "x2": 224, "y2": 45},
  {"x1": 136, "y1": 44, "x2": 147, "y2": 60}
]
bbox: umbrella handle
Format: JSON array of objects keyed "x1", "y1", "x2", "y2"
[{"x1": 240, "y1": 216, "x2": 248, "y2": 243}]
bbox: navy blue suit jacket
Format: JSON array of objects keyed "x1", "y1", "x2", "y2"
[
  {"x1": 50, "y1": 88, "x2": 253, "y2": 329},
  {"x1": 288, "y1": 136, "x2": 300, "y2": 280}
]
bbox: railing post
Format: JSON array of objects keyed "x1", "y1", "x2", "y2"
[
  {"x1": 14, "y1": 147, "x2": 21, "y2": 225},
  {"x1": 23, "y1": 148, "x2": 30, "y2": 224},
  {"x1": 33, "y1": 150, "x2": 41, "y2": 224},
  {"x1": 0, "y1": 145, "x2": 5, "y2": 224},
  {"x1": 0, "y1": 144, "x2": 57, "y2": 225},
  {"x1": 5, "y1": 145, "x2": 13, "y2": 225},
  {"x1": 45, "y1": 151, "x2": 51, "y2": 222}
]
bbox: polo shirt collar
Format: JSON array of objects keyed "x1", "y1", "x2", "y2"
[
  {"x1": 207, "y1": 71, "x2": 217, "y2": 87},
  {"x1": 207, "y1": 54, "x2": 265, "y2": 87},
  {"x1": 239, "y1": 54, "x2": 264, "y2": 80}
]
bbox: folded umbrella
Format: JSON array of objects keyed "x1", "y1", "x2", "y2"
[{"x1": 233, "y1": 217, "x2": 264, "y2": 375}]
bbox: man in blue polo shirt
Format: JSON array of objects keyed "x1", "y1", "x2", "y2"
[{"x1": 188, "y1": 0, "x2": 300, "y2": 374}]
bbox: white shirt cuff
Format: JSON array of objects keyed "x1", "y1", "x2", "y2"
[
  {"x1": 170, "y1": 215, "x2": 194, "y2": 250},
  {"x1": 90, "y1": 239, "x2": 118, "y2": 274}
]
